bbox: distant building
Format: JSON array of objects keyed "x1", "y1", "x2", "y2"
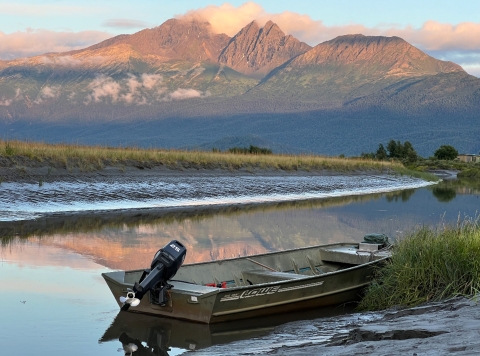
[{"x1": 457, "y1": 154, "x2": 479, "y2": 163}]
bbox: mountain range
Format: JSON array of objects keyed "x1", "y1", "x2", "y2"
[{"x1": 0, "y1": 18, "x2": 479, "y2": 156}]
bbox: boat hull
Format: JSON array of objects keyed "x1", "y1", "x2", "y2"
[{"x1": 102, "y1": 243, "x2": 388, "y2": 324}]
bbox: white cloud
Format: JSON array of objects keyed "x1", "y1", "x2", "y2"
[
  {"x1": 0, "y1": 98, "x2": 13, "y2": 106},
  {"x1": 0, "y1": 29, "x2": 112, "y2": 60},
  {"x1": 0, "y1": 88, "x2": 23, "y2": 106},
  {"x1": 86, "y1": 75, "x2": 121, "y2": 104},
  {"x1": 40, "y1": 86, "x2": 60, "y2": 99},
  {"x1": 85, "y1": 74, "x2": 165, "y2": 105},
  {"x1": 0, "y1": 4, "x2": 99, "y2": 16},
  {"x1": 141, "y1": 74, "x2": 162, "y2": 89},
  {"x1": 34, "y1": 85, "x2": 61, "y2": 104},
  {"x1": 163, "y1": 88, "x2": 210, "y2": 101},
  {"x1": 102, "y1": 19, "x2": 150, "y2": 29},
  {"x1": 179, "y1": 3, "x2": 480, "y2": 53}
]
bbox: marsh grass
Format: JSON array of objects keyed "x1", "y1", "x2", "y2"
[
  {"x1": 0, "y1": 139, "x2": 420, "y2": 175},
  {"x1": 359, "y1": 217, "x2": 480, "y2": 310}
]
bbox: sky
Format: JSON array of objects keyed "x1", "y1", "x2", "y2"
[{"x1": 1, "y1": 0, "x2": 479, "y2": 76}]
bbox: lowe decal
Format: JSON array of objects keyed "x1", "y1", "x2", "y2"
[
  {"x1": 219, "y1": 281, "x2": 325, "y2": 302},
  {"x1": 220, "y1": 286, "x2": 280, "y2": 302}
]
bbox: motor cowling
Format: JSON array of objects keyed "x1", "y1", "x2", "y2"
[{"x1": 120, "y1": 240, "x2": 187, "y2": 310}]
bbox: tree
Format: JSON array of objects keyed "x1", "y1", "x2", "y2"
[
  {"x1": 387, "y1": 140, "x2": 404, "y2": 158},
  {"x1": 403, "y1": 141, "x2": 418, "y2": 163},
  {"x1": 434, "y1": 145, "x2": 458, "y2": 160},
  {"x1": 376, "y1": 144, "x2": 387, "y2": 160}
]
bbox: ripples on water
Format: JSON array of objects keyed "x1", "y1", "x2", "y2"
[{"x1": 0, "y1": 175, "x2": 433, "y2": 221}]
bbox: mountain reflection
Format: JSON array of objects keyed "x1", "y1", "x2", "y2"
[{"x1": 2, "y1": 179, "x2": 480, "y2": 270}]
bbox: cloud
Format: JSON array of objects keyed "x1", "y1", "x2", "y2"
[
  {"x1": 0, "y1": 4, "x2": 99, "y2": 16},
  {"x1": 0, "y1": 88, "x2": 22, "y2": 106},
  {"x1": 0, "y1": 98, "x2": 13, "y2": 106},
  {"x1": 179, "y1": 3, "x2": 480, "y2": 52},
  {"x1": 34, "y1": 85, "x2": 61, "y2": 104},
  {"x1": 0, "y1": 29, "x2": 112, "y2": 60},
  {"x1": 141, "y1": 74, "x2": 162, "y2": 89},
  {"x1": 85, "y1": 74, "x2": 164, "y2": 105},
  {"x1": 163, "y1": 88, "x2": 210, "y2": 101},
  {"x1": 103, "y1": 19, "x2": 150, "y2": 29},
  {"x1": 40, "y1": 86, "x2": 60, "y2": 99},
  {"x1": 39, "y1": 55, "x2": 82, "y2": 67},
  {"x1": 86, "y1": 75, "x2": 121, "y2": 104}
]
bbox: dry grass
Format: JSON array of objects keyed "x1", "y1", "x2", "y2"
[{"x1": 0, "y1": 139, "x2": 410, "y2": 174}]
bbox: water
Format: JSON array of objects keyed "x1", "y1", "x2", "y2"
[
  {"x1": 0, "y1": 174, "x2": 430, "y2": 221},
  {"x1": 1, "y1": 174, "x2": 479, "y2": 355}
]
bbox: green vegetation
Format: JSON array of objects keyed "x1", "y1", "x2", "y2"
[
  {"x1": 361, "y1": 140, "x2": 418, "y2": 164},
  {"x1": 458, "y1": 168, "x2": 480, "y2": 179},
  {"x1": 359, "y1": 219, "x2": 480, "y2": 311},
  {"x1": 434, "y1": 145, "x2": 459, "y2": 160},
  {"x1": 227, "y1": 145, "x2": 272, "y2": 155},
  {"x1": 0, "y1": 139, "x2": 408, "y2": 174}
]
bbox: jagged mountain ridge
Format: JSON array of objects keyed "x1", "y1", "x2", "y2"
[{"x1": 219, "y1": 20, "x2": 311, "y2": 78}]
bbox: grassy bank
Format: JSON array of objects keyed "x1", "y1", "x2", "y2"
[
  {"x1": 359, "y1": 218, "x2": 480, "y2": 311},
  {"x1": 0, "y1": 139, "x2": 427, "y2": 175}
]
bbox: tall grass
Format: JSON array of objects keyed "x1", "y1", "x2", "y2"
[
  {"x1": 359, "y1": 217, "x2": 480, "y2": 310},
  {"x1": 0, "y1": 139, "x2": 413, "y2": 174}
]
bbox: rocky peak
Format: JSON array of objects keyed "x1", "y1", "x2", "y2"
[
  {"x1": 218, "y1": 20, "x2": 311, "y2": 79},
  {"x1": 293, "y1": 34, "x2": 463, "y2": 76},
  {"x1": 71, "y1": 18, "x2": 231, "y2": 63}
]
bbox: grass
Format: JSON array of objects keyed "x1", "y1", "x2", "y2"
[
  {"x1": 0, "y1": 139, "x2": 421, "y2": 175},
  {"x1": 358, "y1": 217, "x2": 480, "y2": 311}
]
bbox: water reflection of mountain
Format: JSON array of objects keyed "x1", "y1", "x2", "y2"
[
  {"x1": 100, "y1": 305, "x2": 355, "y2": 355},
  {"x1": 1, "y1": 192, "x2": 390, "y2": 240},
  {"x1": 0, "y1": 190, "x2": 419, "y2": 269}
]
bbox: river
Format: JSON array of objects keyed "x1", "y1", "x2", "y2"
[{"x1": 0, "y1": 173, "x2": 479, "y2": 355}]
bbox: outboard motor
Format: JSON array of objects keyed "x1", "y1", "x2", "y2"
[{"x1": 120, "y1": 240, "x2": 187, "y2": 311}]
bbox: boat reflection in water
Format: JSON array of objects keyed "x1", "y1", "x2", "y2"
[{"x1": 100, "y1": 303, "x2": 355, "y2": 355}]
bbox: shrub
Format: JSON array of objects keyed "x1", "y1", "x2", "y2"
[{"x1": 434, "y1": 145, "x2": 458, "y2": 160}]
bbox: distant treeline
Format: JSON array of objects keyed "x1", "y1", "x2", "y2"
[
  {"x1": 361, "y1": 140, "x2": 418, "y2": 163},
  {"x1": 213, "y1": 145, "x2": 273, "y2": 155}
]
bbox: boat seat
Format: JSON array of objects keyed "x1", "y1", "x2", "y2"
[{"x1": 242, "y1": 270, "x2": 308, "y2": 285}]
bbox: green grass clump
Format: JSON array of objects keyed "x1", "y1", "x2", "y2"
[
  {"x1": 358, "y1": 218, "x2": 480, "y2": 311},
  {"x1": 458, "y1": 168, "x2": 480, "y2": 179}
]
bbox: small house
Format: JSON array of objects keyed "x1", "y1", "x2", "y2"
[{"x1": 457, "y1": 154, "x2": 479, "y2": 163}]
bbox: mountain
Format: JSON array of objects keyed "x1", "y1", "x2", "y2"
[
  {"x1": 219, "y1": 21, "x2": 311, "y2": 78},
  {"x1": 0, "y1": 20, "x2": 479, "y2": 156},
  {"x1": 71, "y1": 18, "x2": 230, "y2": 63},
  {"x1": 249, "y1": 34, "x2": 465, "y2": 105}
]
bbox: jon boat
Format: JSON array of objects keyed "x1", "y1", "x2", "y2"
[{"x1": 102, "y1": 240, "x2": 390, "y2": 324}]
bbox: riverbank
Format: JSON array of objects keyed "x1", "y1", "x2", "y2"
[
  {"x1": 0, "y1": 140, "x2": 437, "y2": 184},
  {"x1": 193, "y1": 296, "x2": 479, "y2": 355}
]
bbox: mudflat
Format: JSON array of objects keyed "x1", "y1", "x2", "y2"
[{"x1": 193, "y1": 297, "x2": 480, "y2": 355}]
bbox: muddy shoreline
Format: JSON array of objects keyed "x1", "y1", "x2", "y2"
[
  {"x1": 0, "y1": 156, "x2": 379, "y2": 184},
  {"x1": 194, "y1": 297, "x2": 480, "y2": 355}
]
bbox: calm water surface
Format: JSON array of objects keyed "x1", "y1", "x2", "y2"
[{"x1": 1, "y1": 175, "x2": 479, "y2": 355}]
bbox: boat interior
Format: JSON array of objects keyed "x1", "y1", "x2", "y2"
[{"x1": 123, "y1": 243, "x2": 387, "y2": 289}]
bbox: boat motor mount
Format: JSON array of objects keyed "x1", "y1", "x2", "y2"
[{"x1": 120, "y1": 240, "x2": 187, "y2": 311}]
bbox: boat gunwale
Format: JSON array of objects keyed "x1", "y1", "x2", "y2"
[{"x1": 102, "y1": 255, "x2": 390, "y2": 296}]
